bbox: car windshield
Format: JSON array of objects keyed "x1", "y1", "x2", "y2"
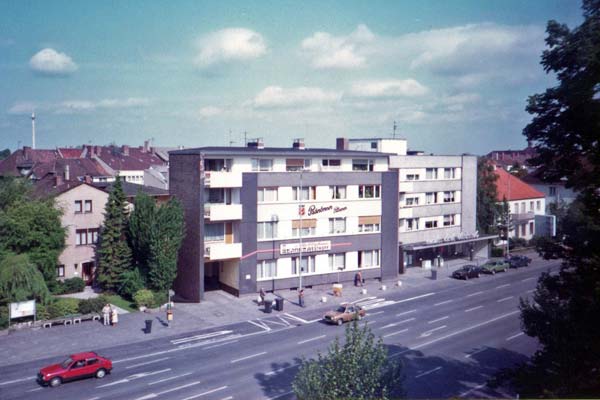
[
  {"x1": 60, "y1": 357, "x2": 73, "y2": 369},
  {"x1": 336, "y1": 306, "x2": 347, "y2": 313}
]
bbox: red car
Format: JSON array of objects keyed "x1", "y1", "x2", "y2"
[{"x1": 38, "y1": 352, "x2": 112, "y2": 387}]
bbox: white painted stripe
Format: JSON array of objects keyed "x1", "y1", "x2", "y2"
[
  {"x1": 367, "y1": 310, "x2": 384, "y2": 316},
  {"x1": 427, "y1": 316, "x2": 449, "y2": 324},
  {"x1": 265, "y1": 365, "x2": 299, "y2": 376},
  {"x1": 0, "y1": 376, "x2": 35, "y2": 386},
  {"x1": 267, "y1": 390, "x2": 294, "y2": 400},
  {"x1": 506, "y1": 332, "x2": 525, "y2": 341},
  {"x1": 203, "y1": 340, "x2": 239, "y2": 350},
  {"x1": 97, "y1": 368, "x2": 172, "y2": 387},
  {"x1": 352, "y1": 296, "x2": 376, "y2": 304},
  {"x1": 466, "y1": 291, "x2": 483, "y2": 297},
  {"x1": 395, "y1": 309, "x2": 417, "y2": 317},
  {"x1": 521, "y1": 277, "x2": 536, "y2": 282},
  {"x1": 415, "y1": 366, "x2": 442, "y2": 378},
  {"x1": 298, "y1": 335, "x2": 326, "y2": 345},
  {"x1": 459, "y1": 382, "x2": 487, "y2": 397},
  {"x1": 283, "y1": 313, "x2": 308, "y2": 323},
  {"x1": 27, "y1": 388, "x2": 43, "y2": 392},
  {"x1": 277, "y1": 316, "x2": 291, "y2": 326},
  {"x1": 383, "y1": 328, "x2": 409, "y2": 338},
  {"x1": 465, "y1": 348, "x2": 487, "y2": 358},
  {"x1": 126, "y1": 357, "x2": 170, "y2": 369},
  {"x1": 397, "y1": 317, "x2": 416, "y2": 324},
  {"x1": 181, "y1": 386, "x2": 228, "y2": 400},
  {"x1": 171, "y1": 330, "x2": 233, "y2": 345},
  {"x1": 248, "y1": 319, "x2": 271, "y2": 331},
  {"x1": 261, "y1": 318, "x2": 288, "y2": 327},
  {"x1": 420, "y1": 325, "x2": 447, "y2": 337},
  {"x1": 219, "y1": 397, "x2": 233, "y2": 400},
  {"x1": 134, "y1": 381, "x2": 202, "y2": 400},
  {"x1": 148, "y1": 372, "x2": 193, "y2": 385},
  {"x1": 496, "y1": 283, "x2": 510, "y2": 289},
  {"x1": 526, "y1": 289, "x2": 535, "y2": 294},
  {"x1": 465, "y1": 305, "x2": 483, "y2": 312},
  {"x1": 497, "y1": 296, "x2": 514, "y2": 303},
  {"x1": 434, "y1": 299, "x2": 453, "y2": 306},
  {"x1": 396, "y1": 292, "x2": 435, "y2": 304},
  {"x1": 87, "y1": 397, "x2": 100, "y2": 400},
  {"x1": 231, "y1": 351, "x2": 267, "y2": 364}
]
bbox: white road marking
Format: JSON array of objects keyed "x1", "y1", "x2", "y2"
[
  {"x1": 27, "y1": 388, "x2": 43, "y2": 392},
  {"x1": 148, "y1": 372, "x2": 193, "y2": 385},
  {"x1": 260, "y1": 318, "x2": 288, "y2": 327},
  {"x1": 415, "y1": 366, "x2": 442, "y2": 378},
  {"x1": 395, "y1": 309, "x2": 417, "y2": 317},
  {"x1": 526, "y1": 289, "x2": 535, "y2": 294},
  {"x1": 203, "y1": 340, "x2": 239, "y2": 350},
  {"x1": 265, "y1": 364, "x2": 299, "y2": 376},
  {"x1": 267, "y1": 390, "x2": 294, "y2": 400},
  {"x1": 466, "y1": 291, "x2": 483, "y2": 297},
  {"x1": 219, "y1": 397, "x2": 233, "y2": 400},
  {"x1": 367, "y1": 310, "x2": 384, "y2": 316},
  {"x1": 383, "y1": 328, "x2": 409, "y2": 338},
  {"x1": 134, "y1": 381, "x2": 202, "y2": 400},
  {"x1": 0, "y1": 376, "x2": 35, "y2": 386},
  {"x1": 465, "y1": 348, "x2": 487, "y2": 358},
  {"x1": 97, "y1": 368, "x2": 171, "y2": 387},
  {"x1": 125, "y1": 357, "x2": 170, "y2": 369},
  {"x1": 496, "y1": 283, "x2": 510, "y2": 289},
  {"x1": 248, "y1": 319, "x2": 271, "y2": 331},
  {"x1": 87, "y1": 397, "x2": 100, "y2": 400},
  {"x1": 171, "y1": 330, "x2": 233, "y2": 345},
  {"x1": 465, "y1": 305, "x2": 484, "y2": 312},
  {"x1": 396, "y1": 292, "x2": 435, "y2": 303},
  {"x1": 497, "y1": 296, "x2": 514, "y2": 303},
  {"x1": 427, "y1": 316, "x2": 449, "y2": 324},
  {"x1": 277, "y1": 316, "x2": 291, "y2": 326},
  {"x1": 521, "y1": 277, "x2": 536, "y2": 282},
  {"x1": 181, "y1": 385, "x2": 228, "y2": 400},
  {"x1": 506, "y1": 332, "x2": 525, "y2": 341},
  {"x1": 434, "y1": 300, "x2": 453, "y2": 306},
  {"x1": 297, "y1": 335, "x2": 326, "y2": 345},
  {"x1": 459, "y1": 382, "x2": 487, "y2": 397},
  {"x1": 231, "y1": 351, "x2": 267, "y2": 364},
  {"x1": 420, "y1": 325, "x2": 447, "y2": 338},
  {"x1": 283, "y1": 313, "x2": 308, "y2": 323}
]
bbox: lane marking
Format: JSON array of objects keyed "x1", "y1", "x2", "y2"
[
  {"x1": 427, "y1": 316, "x2": 449, "y2": 324},
  {"x1": 171, "y1": 330, "x2": 233, "y2": 345},
  {"x1": 148, "y1": 372, "x2": 193, "y2": 386},
  {"x1": 521, "y1": 277, "x2": 536, "y2": 282},
  {"x1": 203, "y1": 340, "x2": 239, "y2": 350},
  {"x1": 526, "y1": 289, "x2": 535, "y2": 294},
  {"x1": 352, "y1": 296, "x2": 377, "y2": 304},
  {"x1": 125, "y1": 357, "x2": 170, "y2": 369},
  {"x1": 396, "y1": 292, "x2": 435, "y2": 304},
  {"x1": 383, "y1": 328, "x2": 409, "y2": 338},
  {"x1": 97, "y1": 368, "x2": 171, "y2": 387},
  {"x1": 465, "y1": 348, "x2": 487, "y2": 358},
  {"x1": 219, "y1": 397, "x2": 233, "y2": 400},
  {"x1": 231, "y1": 351, "x2": 267, "y2": 364},
  {"x1": 465, "y1": 305, "x2": 483, "y2": 313},
  {"x1": 420, "y1": 325, "x2": 447, "y2": 338},
  {"x1": 395, "y1": 309, "x2": 417, "y2": 317},
  {"x1": 277, "y1": 316, "x2": 291, "y2": 326},
  {"x1": 496, "y1": 284, "x2": 510, "y2": 289},
  {"x1": 367, "y1": 311, "x2": 384, "y2": 316},
  {"x1": 297, "y1": 335, "x2": 326, "y2": 345},
  {"x1": 415, "y1": 366, "x2": 442, "y2": 378},
  {"x1": 0, "y1": 376, "x2": 35, "y2": 386},
  {"x1": 267, "y1": 390, "x2": 294, "y2": 400},
  {"x1": 248, "y1": 319, "x2": 271, "y2": 332},
  {"x1": 506, "y1": 332, "x2": 525, "y2": 341},
  {"x1": 497, "y1": 296, "x2": 514, "y2": 303},
  {"x1": 134, "y1": 381, "x2": 202, "y2": 400},
  {"x1": 27, "y1": 388, "x2": 43, "y2": 392},
  {"x1": 434, "y1": 300, "x2": 452, "y2": 306},
  {"x1": 181, "y1": 385, "x2": 228, "y2": 400},
  {"x1": 283, "y1": 313, "x2": 309, "y2": 324},
  {"x1": 466, "y1": 291, "x2": 483, "y2": 298},
  {"x1": 265, "y1": 364, "x2": 300, "y2": 376},
  {"x1": 459, "y1": 382, "x2": 487, "y2": 397}
]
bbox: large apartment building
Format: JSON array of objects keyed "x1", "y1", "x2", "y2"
[{"x1": 169, "y1": 138, "x2": 492, "y2": 302}]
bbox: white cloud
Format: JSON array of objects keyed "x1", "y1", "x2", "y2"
[
  {"x1": 198, "y1": 106, "x2": 223, "y2": 118},
  {"x1": 7, "y1": 97, "x2": 151, "y2": 115},
  {"x1": 349, "y1": 79, "x2": 429, "y2": 98},
  {"x1": 194, "y1": 28, "x2": 267, "y2": 68},
  {"x1": 301, "y1": 24, "x2": 374, "y2": 69},
  {"x1": 8, "y1": 102, "x2": 37, "y2": 115},
  {"x1": 97, "y1": 98, "x2": 150, "y2": 109},
  {"x1": 29, "y1": 48, "x2": 78, "y2": 75},
  {"x1": 253, "y1": 86, "x2": 340, "y2": 109}
]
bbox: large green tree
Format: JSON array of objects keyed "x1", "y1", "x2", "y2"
[
  {"x1": 476, "y1": 157, "x2": 501, "y2": 234},
  {"x1": 96, "y1": 178, "x2": 133, "y2": 291},
  {"x1": 293, "y1": 321, "x2": 404, "y2": 400},
  {"x1": 128, "y1": 192, "x2": 156, "y2": 278},
  {"x1": 0, "y1": 252, "x2": 50, "y2": 305}
]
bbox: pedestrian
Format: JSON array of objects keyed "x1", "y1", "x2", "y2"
[
  {"x1": 102, "y1": 303, "x2": 111, "y2": 326},
  {"x1": 298, "y1": 289, "x2": 305, "y2": 308},
  {"x1": 259, "y1": 288, "x2": 266, "y2": 305},
  {"x1": 357, "y1": 270, "x2": 363, "y2": 287},
  {"x1": 111, "y1": 307, "x2": 118, "y2": 327}
]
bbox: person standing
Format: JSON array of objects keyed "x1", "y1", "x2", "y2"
[
  {"x1": 111, "y1": 307, "x2": 119, "y2": 327},
  {"x1": 298, "y1": 289, "x2": 305, "y2": 308},
  {"x1": 102, "y1": 304, "x2": 111, "y2": 326},
  {"x1": 357, "y1": 270, "x2": 363, "y2": 287},
  {"x1": 259, "y1": 288, "x2": 266, "y2": 305}
]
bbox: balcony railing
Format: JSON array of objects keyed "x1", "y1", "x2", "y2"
[
  {"x1": 204, "y1": 171, "x2": 242, "y2": 188},
  {"x1": 204, "y1": 204, "x2": 242, "y2": 221},
  {"x1": 204, "y1": 242, "x2": 242, "y2": 260}
]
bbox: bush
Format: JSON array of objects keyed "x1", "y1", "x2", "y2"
[
  {"x1": 48, "y1": 279, "x2": 65, "y2": 295},
  {"x1": 491, "y1": 246, "x2": 504, "y2": 257},
  {"x1": 63, "y1": 277, "x2": 85, "y2": 294},
  {"x1": 133, "y1": 289, "x2": 154, "y2": 308},
  {"x1": 119, "y1": 269, "x2": 145, "y2": 300},
  {"x1": 509, "y1": 237, "x2": 528, "y2": 250},
  {"x1": 151, "y1": 290, "x2": 169, "y2": 308},
  {"x1": 36, "y1": 304, "x2": 50, "y2": 321},
  {"x1": 0, "y1": 305, "x2": 8, "y2": 329},
  {"x1": 47, "y1": 298, "x2": 80, "y2": 319},
  {"x1": 78, "y1": 295, "x2": 110, "y2": 314}
]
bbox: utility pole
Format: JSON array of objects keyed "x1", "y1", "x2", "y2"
[
  {"x1": 31, "y1": 112, "x2": 36, "y2": 149},
  {"x1": 393, "y1": 121, "x2": 397, "y2": 139}
]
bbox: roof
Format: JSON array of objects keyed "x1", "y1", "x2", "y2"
[
  {"x1": 495, "y1": 168, "x2": 545, "y2": 201},
  {"x1": 31, "y1": 179, "x2": 106, "y2": 199},
  {"x1": 31, "y1": 158, "x2": 110, "y2": 181},
  {"x1": 93, "y1": 181, "x2": 169, "y2": 197},
  {"x1": 0, "y1": 148, "x2": 61, "y2": 177},
  {"x1": 58, "y1": 148, "x2": 85, "y2": 158},
  {"x1": 92, "y1": 146, "x2": 167, "y2": 171},
  {"x1": 170, "y1": 146, "x2": 393, "y2": 157}
]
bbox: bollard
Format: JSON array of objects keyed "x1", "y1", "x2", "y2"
[
  {"x1": 397, "y1": 280, "x2": 402, "y2": 287},
  {"x1": 361, "y1": 288, "x2": 367, "y2": 295},
  {"x1": 321, "y1": 296, "x2": 327, "y2": 303},
  {"x1": 381, "y1": 285, "x2": 387, "y2": 291}
]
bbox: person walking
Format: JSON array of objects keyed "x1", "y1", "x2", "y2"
[
  {"x1": 259, "y1": 288, "x2": 266, "y2": 305},
  {"x1": 357, "y1": 270, "x2": 363, "y2": 287},
  {"x1": 298, "y1": 289, "x2": 305, "y2": 308},
  {"x1": 102, "y1": 304, "x2": 111, "y2": 326},
  {"x1": 111, "y1": 307, "x2": 119, "y2": 327}
]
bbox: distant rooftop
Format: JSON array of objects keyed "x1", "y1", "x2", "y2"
[{"x1": 170, "y1": 146, "x2": 392, "y2": 157}]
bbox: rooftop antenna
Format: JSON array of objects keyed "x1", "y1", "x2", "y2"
[
  {"x1": 31, "y1": 112, "x2": 36, "y2": 149},
  {"x1": 243, "y1": 131, "x2": 248, "y2": 146},
  {"x1": 228, "y1": 129, "x2": 235, "y2": 147},
  {"x1": 393, "y1": 120, "x2": 397, "y2": 139}
]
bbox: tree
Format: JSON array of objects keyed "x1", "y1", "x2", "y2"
[
  {"x1": 128, "y1": 192, "x2": 156, "y2": 279},
  {"x1": 0, "y1": 177, "x2": 30, "y2": 210},
  {"x1": 476, "y1": 157, "x2": 501, "y2": 234},
  {"x1": 0, "y1": 149, "x2": 9, "y2": 160},
  {"x1": 292, "y1": 321, "x2": 404, "y2": 400},
  {"x1": 0, "y1": 252, "x2": 50, "y2": 304},
  {"x1": 96, "y1": 178, "x2": 132, "y2": 291},
  {"x1": 508, "y1": 162, "x2": 527, "y2": 178}
]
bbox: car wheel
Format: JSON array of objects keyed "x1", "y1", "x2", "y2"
[
  {"x1": 49, "y1": 377, "x2": 62, "y2": 387},
  {"x1": 96, "y1": 369, "x2": 107, "y2": 379},
  {"x1": 336, "y1": 319, "x2": 343, "y2": 326}
]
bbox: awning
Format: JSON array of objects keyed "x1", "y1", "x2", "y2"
[{"x1": 401, "y1": 234, "x2": 497, "y2": 251}]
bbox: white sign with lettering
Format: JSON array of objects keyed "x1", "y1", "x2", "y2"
[
  {"x1": 280, "y1": 240, "x2": 331, "y2": 255},
  {"x1": 9, "y1": 300, "x2": 36, "y2": 319}
]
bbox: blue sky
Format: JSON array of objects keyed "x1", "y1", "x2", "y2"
[{"x1": 0, "y1": 0, "x2": 583, "y2": 154}]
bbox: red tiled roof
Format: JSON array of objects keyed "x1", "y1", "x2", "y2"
[
  {"x1": 86, "y1": 145, "x2": 166, "y2": 171},
  {"x1": 0, "y1": 148, "x2": 61, "y2": 177},
  {"x1": 495, "y1": 168, "x2": 544, "y2": 201},
  {"x1": 31, "y1": 158, "x2": 110, "y2": 181},
  {"x1": 58, "y1": 148, "x2": 85, "y2": 158}
]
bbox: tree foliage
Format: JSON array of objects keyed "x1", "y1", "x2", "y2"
[
  {"x1": 476, "y1": 157, "x2": 501, "y2": 234},
  {"x1": 0, "y1": 252, "x2": 50, "y2": 305},
  {"x1": 0, "y1": 149, "x2": 9, "y2": 160},
  {"x1": 128, "y1": 192, "x2": 156, "y2": 278},
  {"x1": 293, "y1": 321, "x2": 404, "y2": 400}
]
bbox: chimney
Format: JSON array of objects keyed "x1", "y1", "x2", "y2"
[
  {"x1": 64, "y1": 164, "x2": 70, "y2": 181},
  {"x1": 95, "y1": 145, "x2": 101, "y2": 156},
  {"x1": 247, "y1": 138, "x2": 264, "y2": 149},
  {"x1": 54, "y1": 173, "x2": 63, "y2": 187},
  {"x1": 23, "y1": 146, "x2": 31, "y2": 160},
  {"x1": 336, "y1": 137, "x2": 349, "y2": 150},
  {"x1": 87, "y1": 145, "x2": 95, "y2": 157},
  {"x1": 122, "y1": 145, "x2": 130, "y2": 156},
  {"x1": 292, "y1": 138, "x2": 305, "y2": 150},
  {"x1": 84, "y1": 175, "x2": 92, "y2": 184},
  {"x1": 143, "y1": 140, "x2": 149, "y2": 153}
]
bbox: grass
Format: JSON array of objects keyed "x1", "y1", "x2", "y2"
[{"x1": 102, "y1": 294, "x2": 137, "y2": 313}]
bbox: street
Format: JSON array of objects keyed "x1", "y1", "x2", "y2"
[{"x1": 0, "y1": 258, "x2": 557, "y2": 400}]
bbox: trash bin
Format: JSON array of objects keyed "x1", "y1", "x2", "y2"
[
  {"x1": 274, "y1": 298, "x2": 284, "y2": 311},
  {"x1": 431, "y1": 269, "x2": 438, "y2": 280},
  {"x1": 264, "y1": 299, "x2": 272, "y2": 313},
  {"x1": 145, "y1": 319, "x2": 153, "y2": 334}
]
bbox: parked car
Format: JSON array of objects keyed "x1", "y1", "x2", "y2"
[
  {"x1": 451, "y1": 265, "x2": 483, "y2": 280},
  {"x1": 480, "y1": 260, "x2": 510, "y2": 274},
  {"x1": 505, "y1": 255, "x2": 532, "y2": 268},
  {"x1": 323, "y1": 303, "x2": 366, "y2": 325},
  {"x1": 38, "y1": 352, "x2": 112, "y2": 387}
]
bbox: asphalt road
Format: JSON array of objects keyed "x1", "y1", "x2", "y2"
[{"x1": 0, "y1": 259, "x2": 557, "y2": 400}]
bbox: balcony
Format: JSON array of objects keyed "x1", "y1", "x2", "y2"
[
  {"x1": 204, "y1": 171, "x2": 242, "y2": 188},
  {"x1": 204, "y1": 204, "x2": 242, "y2": 221},
  {"x1": 204, "y1": 242, "x2": 242, "y2": 261}
]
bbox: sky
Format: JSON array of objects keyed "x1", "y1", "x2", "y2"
[{"x1": 0, "y1": 0, "x2": 584, "y2": 155}]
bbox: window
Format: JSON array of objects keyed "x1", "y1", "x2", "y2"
[
  {"x1": 293, "y1": 186, "x2": 316, "y2": 201},
  {"x1": 257, "y1": 260, "x2": 277, "y2": 279},
  {"x1": 292, "y1": 219, "x2": 316, "y2": 237},
  {"x1": 521, "y1": 224, "x2": 526, "y2": 236},
  {"x1": 358, "y1": 185, "x2": 381, "y2": 199},
  {"x1": 204, "y1": 158, "x2": 231, "y2": 172},
  {"x1": 286, "y1": 158, "x2": 311, "y2": 171},
  {"x1": 444, "y1": 168, "x2": 456, "y2": 179},
  {"x1": 205, "y1": 223, "x2": 225, "y2": 242},
  {"x1": 358, "y1": 216, "x2": 381, "y2": 233},
  {"x1": 292, "y1": 255, "x2": 316, "y2": 274},
  {"x1": 329, "y1": 217, "x2": 346, "y2": 234},
  {"x1": 426, "y1": 192, "x2": 438, "y2": 204},
  {"x1": 257, "y1": 187, "x2": 278, "y2": 202},
  {"x1": 405, "y1": 197, "x2": 419, "y2": 206},
  {"x1": 371, "y1": 142, "x2": 377, "y2": 149},
  {"x1": 406, "y1": 218, "x2": 419, "y2": 231},
  {"x1": 74, "y1": 200, "x2": 83, "y2": 213},
  {"x1": 75, "y1": 228, "x2": 99, "y2": 245},
  {"x1": 443, "y1": 215, "x2": 455, "y2": 226},
  {"x1": 251, "y1": 158, "x2": 273, "y2": 172},
  {"x1": 443, "y1": 191, "x2": 455, "y2": 203},
  {"x1": 426, "y1": 168, "x2": 438, "y2": 180},
  {"x1": 206, "y1": 188, "x2": 225, "y2": 203},
  {"x1": 536, "y1": 200, "x2": 541, "y2": 211},
  {"x1": 352, "y1": 159, "x2": 374, "y2": 171},
  {"x1": 330, "y1": 185, "x2": 346, "y2": 199},
  {"x1": 406, "y1": 174, "x2": 420, "y2": 181},
  {"x1": 520, "y1": 202, "x2": 526, "y2": 213},
  {"x1": 322, "y1": 159, "x2": 341, "y2": 169},
  {"x1": 529, "y1": 222, "x2": 534, "y2": 235},
  {"x1": 549, "y1": 186, "x2": 557, "y2": 196},
  {"x1": 328, "y1": 253, "x2": 345, "y2": 271},
  {"x1": 529, "y1": 201, "x2": 534, "y2": 211},
  {"x1": 359, "y1": 250, "x2": 380, "y2": 268},
  {"x1": 257, "y1": 221, "x2": 278, "y2": 240},
  {"x1": 84, "y1": 200, "x2": 92, "y2": 213},
  {"x1": 56, "y1": 265, "x2": 65, "y2": 277},
  {"x1": 425, "y1": 220, "x2": 438, "y2": 229}
]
